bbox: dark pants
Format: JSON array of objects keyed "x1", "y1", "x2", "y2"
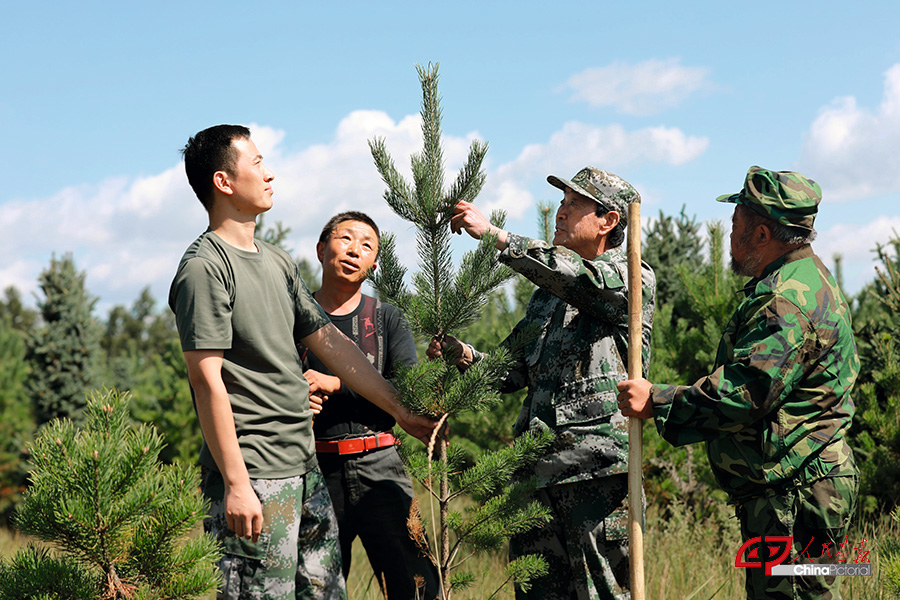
[
  {"x1": 510, "y1": 474, "x2": 631, "y2": 600},
  {"x1": 737, "y1": 475, "x2": 859, "y2": 600},
  {"x1": 318, "y1": 446, "x2": 439, "y2": 600}
]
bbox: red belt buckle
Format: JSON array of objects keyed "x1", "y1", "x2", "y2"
[{"x1": 316, "y1": 433, "x2": 396, "y2": 455}]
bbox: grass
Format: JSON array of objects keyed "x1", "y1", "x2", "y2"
[{"x1": 3, "y1": 505, "x2": 897, "y2": 599}]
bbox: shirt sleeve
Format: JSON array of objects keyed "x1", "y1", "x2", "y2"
[
  {"x1": 291, "y1": 267, "x2": 330, "y2": 339},
  {"x1": 499, "y1": 232, "x2": 628, "y2": 323},
  {"x1": 169, "y1": 256, "x2": 233, "y2": 352},
  {"x1": 651, "y1": 294, "x2": 813, "y2": 446}
]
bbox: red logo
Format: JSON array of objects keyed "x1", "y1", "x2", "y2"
[
  {"x1": 735, "y1": 537, "x2": 793, "y2": 575},
  {"x1": 362, "y1": 317, "x2": 375, "y2": 337}
]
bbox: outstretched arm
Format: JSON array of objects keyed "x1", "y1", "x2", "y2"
[{"x1": 301, "y1": 323, "x2": 438, "y2": 444}]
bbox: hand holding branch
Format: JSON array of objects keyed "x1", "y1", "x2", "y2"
[{"x1": 450, "y1": 201, "x2": 508, "y2": 250}]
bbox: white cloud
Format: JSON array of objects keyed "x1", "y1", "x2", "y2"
[
  {"x1": 799, "y1": 64, "x2": 900, "y2": 202},
  {"x1": 813, "y1": 216, "x2": 900, "y2": 294},
  {"x1": 480, "y1": 121, "x2": 709, "y2": 218},
  {"x1": 0, "y1": 111, "x2": 712, "y2": 313},
  {"x1": 0, "y1": 113, "x2": 481, "y2": 312},
  {"x1": 564, "y1": 58, "x2": 712, "y2": 115}
]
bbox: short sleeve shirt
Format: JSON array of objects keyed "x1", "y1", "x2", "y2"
[{"x1": 169, "y1": 230, "x2": 330, "y2": 478}]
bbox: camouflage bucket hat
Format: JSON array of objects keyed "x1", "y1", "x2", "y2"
[
  {"x1": 717, "y1": 166, "x2": 821, "y2": 231},
  {"x1": 547, "y1": 166, "x2": 640, "y2": 221}
]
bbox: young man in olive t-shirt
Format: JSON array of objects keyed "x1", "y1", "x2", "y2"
[{"x1": 169, "y1": 125, "x2": 436, "y2": 599}]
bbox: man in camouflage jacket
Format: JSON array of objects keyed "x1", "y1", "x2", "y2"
[
  {"x1": 618, "y1": 166, "x2": 859, "y2": 600},
  {"x1": 431, "y1": 167, "x2": 655, "y2": 600}
]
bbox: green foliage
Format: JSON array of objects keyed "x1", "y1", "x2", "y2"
[
  {"x1": 3, "y1": 389, "x2": 220, "y2": 600},
  {"x1": 0, "y1": 315, "x2": 33, "y2": 525},
  {"x1": 850, "y1": 234, "x2": 900, "y2": 513},
  {"x1": 642, "y1": 220, "x2": 743, "y2": 516},
  {"x1": 642, "y1": 206, "x2": 704, "y2": 306},
  {"x1": 0, "y1": 545, "x2": 98, "y2": 600},
  {"x1": 126, "y1": 339, "x2": 202, "y2": 465},
  {"x1": 0, "y1": 286, "x2": 37, "y2": 332},
  {"x1": 882, "y1": 509, "x2": 900, "y2": 596},
  {"x1": 98, "y1": 288, "x2": 201, "y2": 466},
  {"x1": 25, "y1": 254, "x2": 101, "y2": 426}
]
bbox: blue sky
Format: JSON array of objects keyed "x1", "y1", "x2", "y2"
[{"x1": 3, "y1": 1, "x2": 900, "y2": 313}]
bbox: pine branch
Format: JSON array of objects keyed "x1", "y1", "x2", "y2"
[
  {"x1": 368, "y1": 138, "x2": 417, "y2": 222},
  {"x1": 444, "y1": 140, "x2": 488, "y2": 208},
  {"x1": 416, "y1": 62, "x2": 446, "y2": 214}
]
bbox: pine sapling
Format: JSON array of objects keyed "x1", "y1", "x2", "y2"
[
  {"x1": 0, "y1": 388, "x2": 221, "y2": 600},
  {"x1": 368, "y1": 62, "x2": 553, "y2": 599}
]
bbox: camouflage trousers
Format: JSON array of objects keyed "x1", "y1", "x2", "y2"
[
  {"x1": 736, "y1": 474, "x2": 858, "y2": 600},
  {"x1": 202, "y1": 467, "x2": 347, "y2": 600},
  {"x1": 510, "y1": 474, "x2": 631, "y2": 600}
]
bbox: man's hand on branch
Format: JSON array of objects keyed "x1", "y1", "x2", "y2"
[
  {"x1": 451, "y1": 201, "x2": 508, "y2": 250},
  {"x1": 426, "y1": 335, "x2": 474, "y2": 371},
  {"x1": 394, "y1": 405, "x2": 442, "y2": 446}
]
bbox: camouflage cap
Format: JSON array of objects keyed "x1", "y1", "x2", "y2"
[
  {"x1": 547, "y1": 166, "x2": 640, "y2": 221},
  {"x1": 717, "y1": 166, "x2": 821, "y2": 231}
]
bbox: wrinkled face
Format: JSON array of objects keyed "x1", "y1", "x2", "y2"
[
  {"x1": 729, "y1": 205, "x2": 763, "y2": 277},
  {"x1": 553, "y1": 188, "x2": 604, "y2": 259},
  {"x1": 224, "y1": 138, "x2": 275, "y2": 215},
  {"x1": 317, "y1": 220, "x2": 379, "y2": 286}
]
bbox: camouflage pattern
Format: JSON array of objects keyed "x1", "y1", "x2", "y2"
[
  {"x1": 202, "y1": 467, "x2": 347, "y2": 600},
  {"x1": 510, "y1": 474, "x2": 631, "y2": 600},
  {"x1": 493, "y1": 233, "x2": 655, "y2": 489},
  {"x1": 650, "y1": 245, "x2": 859, "y2": 499},
  {"x1": 717, "y1": 166, "x2": 822, "y2": 231},
  {"x1": 737, "y1": 474, "x2": 858, "y2": 600},
  {"x1": 547, "y1": 166, "x2": 640, "y2": 219}
]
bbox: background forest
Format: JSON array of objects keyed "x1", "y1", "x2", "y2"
[{"x1": 1, "y1": 211, "x2": 898, "y2": 598}]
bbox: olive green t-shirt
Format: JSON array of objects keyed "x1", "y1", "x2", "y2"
[{"x1": 169, "y1": 229, "x2": 330, "y2": 479}]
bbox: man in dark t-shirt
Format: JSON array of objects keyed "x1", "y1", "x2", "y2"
[{"x1": 298, "y1": 212, "x2": 439, "y2": 600}]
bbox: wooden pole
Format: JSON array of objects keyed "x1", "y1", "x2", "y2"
[{"x1": 626, "y1": 200, "x2": 645, "y2": 600}]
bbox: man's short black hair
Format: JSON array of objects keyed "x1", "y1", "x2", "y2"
[
  {"x1": 181, "y1": 124, "x2": 251, "y2": 211},
  {"x1": 595, "y1": 205, "x2": 626, "y2": 248},
  {"x1": 318, "y1": 211, "x2": 381, "y2": 258}
]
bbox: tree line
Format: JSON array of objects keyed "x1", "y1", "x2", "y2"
[{"x1": 1, "y1": 212, "x2": 898, "y2": 528}]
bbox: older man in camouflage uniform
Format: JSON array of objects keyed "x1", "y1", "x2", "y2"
[
  {"x1": 618, "y1": 166, "x2": 859, "y2": 600},
  {"x1": 431, "y1": 167, "x2": 655, "y2": 600}
]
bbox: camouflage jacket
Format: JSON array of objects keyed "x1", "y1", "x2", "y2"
[
  {"x1": 492, "y1": 233, "x2": 655, "y2": 489},
  {"x1": 651, "y1": 245, "x2": 859, "y2": 499}
]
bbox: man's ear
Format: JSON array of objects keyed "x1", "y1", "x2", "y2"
[
  {"x1": 315, "y1": 241, "x2": 325, "y2": 264},
  {"x1": 598, "y1": 210, "x2": 621, "y2": 236},
  {"x1": 755, "y1": 222, "x2": 773, "y2": 247},
  {"x1": 370, "y1": 261, "x2": 377, "y2": 273},
  {"x1": 213, "y1": 170, "x2": 233, "y2": 196}
]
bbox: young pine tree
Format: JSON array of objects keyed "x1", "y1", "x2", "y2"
[
  {"x1": 26, "y1": 253, "x2": 102, "y2": 426},
  {"x1": 0, "y1": 388, "x2": 221, "y2": 600},
  {"x1": 368, "y1": 63, "x2": 553, "y2": 599},
  {"x1": 850, "y1": 235, "x2": 900, "y2": 513},
  {"x1": 0, "y1": 314, "x2": 32, "y2": 524}
]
